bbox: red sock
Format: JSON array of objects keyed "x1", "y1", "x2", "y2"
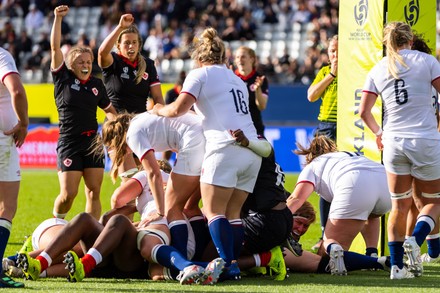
[
  {"x1": 259, "y1": 251, "x2": 271, "y2": 267},
  {"x1": 81, "y1": 254, "x2": 97, "y2": 275},
  {"x1": 36, "y1": 256, "x2": 48, "y2": 272}
]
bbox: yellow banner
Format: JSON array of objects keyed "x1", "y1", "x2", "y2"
[
  {"x1": 388, "y1": 0, "x2": 436, "y2": 55},
  {"x1": 337, "y1": 0, "x2": 384, "y2": 162},
  {"x1": 337, "y1": 0, "x2": 385, "y2": 255}
]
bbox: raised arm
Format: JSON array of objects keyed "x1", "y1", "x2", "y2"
[
  {"x1": 50, "y1": 6, "x2": 68, "y2": 70},
  {"x1": 98, "y1": 14, "x2": 134, "y2": 68}
]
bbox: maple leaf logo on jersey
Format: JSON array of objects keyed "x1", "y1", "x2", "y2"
[
  {"x1": 63, "y1": 158, "x2": 72, "y2": 167},
  {"x1": 142, "y1": 72, "x2": 149, "y2": 80},
  {"x1": 92, "y1": 88, "x2": 98, "y2": 96}
]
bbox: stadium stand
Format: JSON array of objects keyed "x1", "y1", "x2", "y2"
[{"x1": 0, "y1": 0, "x2": 341, "y2": 85}]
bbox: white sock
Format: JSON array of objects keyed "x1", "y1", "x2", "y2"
[{"x1": 87, "y1": 248, "x2": 103, "y2": 265}]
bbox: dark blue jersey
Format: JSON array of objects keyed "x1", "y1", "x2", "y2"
[{"x1": 102, "y1": 52, "x2": 160, "y2": 114}]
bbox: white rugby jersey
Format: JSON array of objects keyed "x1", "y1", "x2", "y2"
[
  {"x1": 181, "y1": 64, "x2": 258, "y2": 147},
  {"x1": 0, "y1": 48, "x2": 19, "y2": 144},
  {"x1": 126, "y1": 111, "x2": 202, "y2": 159},
  {"x1": 296, "y1": 152, "x2": 385, "y2": 203},
  {"x1": 132, "y1": 170, "x2": 169, "y2": 220},
  {"x1": 363, "y1": 49, "x2": 440, "y2": 139}
]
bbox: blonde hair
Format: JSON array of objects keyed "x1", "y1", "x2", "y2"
[
  {"x1": 66, "y1": 46, "x2": 94, "y2": 70},
  {"x1": 117, "y1": 25, "x2": 146, "y2": 84},
  {"x1": 191, "y1": 27, "x2": 226, "y2": 65},
  {"x1": 294, "y1": 135, "x2": 338, "y2": 164},
  {"x1": 383, "y1": 21, "x2": 413, "y2": 79},
  {"x1": 100, "y1": 113, "x2": 134, "y2": 182},
  {"x1": 293, "y1": 201, "x2": 316, "y2": 224},
  {"x1": 237, "y1": 46, "x2": 257, "y2": 69},
  {"x1": 157, "y1": 159, "x2": 172, "y2": 174}
]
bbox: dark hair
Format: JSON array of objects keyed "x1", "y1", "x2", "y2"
[
  {"x1": 412, "y1": 33, "x2": 432, "y2": 55},
  {"x1": 176, "y1": 71, "x2": 186, "y2": 86}
]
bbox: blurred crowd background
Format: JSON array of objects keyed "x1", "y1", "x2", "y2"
[{"x1": 1, "y1": 0, "x2": 438, "y2": 86}]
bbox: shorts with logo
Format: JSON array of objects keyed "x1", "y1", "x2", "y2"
[
  {"x1": 57, "y1": 135, "x2": 104, "y2": 172},
  {"x1": 0, "y1": 136, "x2": 20, "y2": 181}
]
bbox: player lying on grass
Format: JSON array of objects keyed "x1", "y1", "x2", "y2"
[{"x1": 16, "y1": 166, "x2": 218, "y2": 285}]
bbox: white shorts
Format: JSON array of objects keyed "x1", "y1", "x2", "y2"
[
  {"x1": 0, "y1": 137, "x2": 20, "y2": 182},
  {"x1": 201, "y1": 143, "x2": 262, "y2": 193},
  {"x1": 173, "y1": 128, "x2": 205, "y2": 176},
  {"x1": 137, "y1": 228, "x2": 170, "y2": 249},
  {"x1": 31, "y1": 218, "x2": 68, "y2": 250},
  {"x1": 329, "y1": 169, "x2": 391, "y2": 220},
  {"x1": 382, "y1": 137, "x2": 440, "y2": 180}
]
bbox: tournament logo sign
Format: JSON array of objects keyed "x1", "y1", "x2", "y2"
[
  {"x1": 388, "y1": 0, "x2": 435, "y2": 55},
  {"x1": 354, "y1": 0, "x2": 368, "y2": 26},
  {"x1": 404, "y1": 0, "x2": 419, "y2": 26},
  {"x1": 337, "y1": 0, "x2": 383, "y2": 163}
]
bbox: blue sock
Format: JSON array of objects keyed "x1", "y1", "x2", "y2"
[
  {"x1": 326, "y1": 243, "x2": 336, "y2": 255},
  {"x1": 169, "y1": 220, "x2": 188, "y2": 257},
  {"x1": 413, "y1": 215, "x2": 435, "y2": 246},
  {"x1": 0, "y1": 219, "x2": 11, "y2": 274},
  {"x1": 388, "y1": 241, "x2": 404, "y2": 269},
  {"x1": 427, "y1": 235, "x2": 440, "y2": 258},
  {"x1": 7, "y1": 253, "x2": 18, "y2": 262},
  {"x1": 208, "y1": 215, "x2": 234, "y2": 265},
  {"x1": 154, "y1": 245, "x2": 192, "y2": 271},
  {"x1": 189, "y1": 216, "x2": 210, "y2": 260},
  {"x1": 343, "y1": 251, "x2": 383, "y2": 270},
  {"x1": 365, "y1": 247, "x2": 378, "y2": 256},
  {"x1": 230, "y1": 219, "x2": 244, "y2": 260}
]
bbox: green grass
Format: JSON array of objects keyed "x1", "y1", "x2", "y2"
[{"x1": 6, "y1": 170, "x2": 440, "y2": 292}]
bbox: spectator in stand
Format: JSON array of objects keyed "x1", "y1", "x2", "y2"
[
  {"x1": 24, "y1": 3, "x2": 44, "y2": 36},
  {"x1": 221, "y1": 17, "x2": 239, "y2": 42}
]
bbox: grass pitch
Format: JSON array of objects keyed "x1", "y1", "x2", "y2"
[{"x1": 5, "y1": 170, "x2": 440, "y2": 292}]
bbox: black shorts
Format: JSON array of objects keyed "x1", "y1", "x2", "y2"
[
  {"x1": 242, "y1": 207, "x2": 293, "y2": 254},
  {"x1": 57, "y1": 137, "x2": 105, "y2": 171}
]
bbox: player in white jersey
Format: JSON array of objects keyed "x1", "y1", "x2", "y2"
[
  {"x1": 287, "y1": 136, "x2": 391, "y2": 271},
  {"x1": 0, "y1": 47, "x2": 28, "y2": 288},
  {"x1": 151, "y1": 27, "x2": 270, "y2": 283},
  {"x1": 359, "y1": 21, "x2": 440, "y2": 280},
  {"x1": 99, "y1": 111, "x2": 205, "y2": 259}
]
